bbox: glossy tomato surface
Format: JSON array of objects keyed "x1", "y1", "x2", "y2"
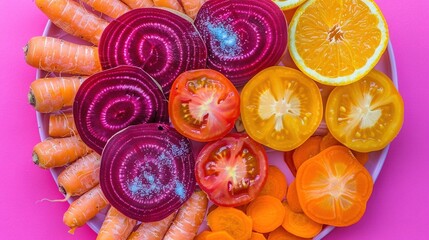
[
  {"x1": 169, "y1": 69, "x2": 240, "y2": 142},
  {"x1": 325, "y1": 69, "x2": 404, "y2": 152},
  {"x1": 195, "y1": 133, "x2": 268, "y2": 207},
  {"x1": 240, "y1": 66, "x2": 323, "y2": 151}
]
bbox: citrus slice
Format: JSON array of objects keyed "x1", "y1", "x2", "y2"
[
  {"x1": 273, "y1": 0, "x2": 308, "y2": 10},
  {"x1": 288, "y1": 0, "x2": 389, "y2": 85}
]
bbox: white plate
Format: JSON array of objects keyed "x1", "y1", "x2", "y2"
[{"x1": 35, "y1": 20, "x2": 398, "y2": 239}]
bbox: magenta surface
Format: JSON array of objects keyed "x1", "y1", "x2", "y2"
[
  {"x1": 73, "y1": 65, "x2": 168, "y2": 154},
  {"x1": 194, "y1": 0, "x2": 287, "y2": 87},
  {"x1": 100, "y1": 124, "x2": 196, "y2": 222},
  {"x1": 5, "y1": 0, "x2": 429, "y2": 239},
  {"x1": 99, "y1": 8, "x2": 207, "y2": 94}
]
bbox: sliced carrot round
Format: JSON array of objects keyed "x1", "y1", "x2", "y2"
[
  {"x1": 258, "y1": 165, "x2": 288, "y2": 200},
  {"x1": 268, "y1": 227, "x2": 311, "y2": 240},
  {"x1": 207, "y1": 207, "x2": 253, "y2": 240},
  {"x1": 250, "y1": 232, "x2": 267, "y2": 240},
  {"x1": 246, "y1": 195, "x2": 286, "y2": 233},
  {"x1": 295, "y1": 145, "x2": 374, "y2": 226},
  {"x1": 292, "y1": 135, "x2": 322, "y2": 170},
  {"x1": 286, "y1": 180, "x2": 302, "y2": 213},
  {"x1": 282, "y1": 203, "x2": 322, "y2": 238}
]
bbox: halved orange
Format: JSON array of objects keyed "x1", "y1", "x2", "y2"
[
  {"x1": 273, "y1": 0, "x2": 308, "y2": 10},
  {"x1": 288, "y1": 0, "x2": 389, "y2": 85}
]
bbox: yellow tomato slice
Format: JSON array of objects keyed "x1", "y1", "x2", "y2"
[
  {"x1": 325, "y1": 69, "x2": 404, "y2": 152},
  {"x1": 240, "y1": 66, "x2": 323, "y2": 151}
]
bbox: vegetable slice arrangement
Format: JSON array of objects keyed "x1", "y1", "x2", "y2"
[{"x1": 26, "y1": 0, "x2": 404, "y2": 239}]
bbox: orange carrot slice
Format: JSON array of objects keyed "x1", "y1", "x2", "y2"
[
  {"x1": 267, "y1": 227, "x2": 311, "y2": 240},
  {"x1": 250, "y1": 232, "x2": 267, "y2": 240},
  {"x1": 352, "y1": 150, "x2": 370, "y2": 166},
  {"x1": 246, "y1": 195, "x2": 285, "y2": 233},
  {"x1": 293, "y1": 136, "x2": 322, "y2": 170},
  {"x1": 205, "y1": 230, "x2": 235, "y2": 240},
  {"x1": 194, "y1": 230, "x2": 211, "y2": 240},
  {"x1": 286, "y1": 180, "x2": 302, "y2": 213},
  {"x1": 282, "y1": 203, "x2": 322, "y2": 238},
  {"x1": 207, "y1": 206, "x2": 253, "y2": 240},
  {"x1": 319, "y1": 132, "x2": 342, "y2": 151},
  {"x1": 258, "y1": 165, "x2": 288, "y2": 200}
]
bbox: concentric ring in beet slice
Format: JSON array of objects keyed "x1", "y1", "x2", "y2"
[
  {"x1": 73, "y1": 65, "x2": 168, "y2": 154},
  {"x1": 194, "y1": 0, "x2": 288, "y2": 87},
  {"x1": 98, "y1": 8, "x2": 208, "y2": 95},
  {"x1": 100, "y1": 123, "x2": 196, "y2": 222}
]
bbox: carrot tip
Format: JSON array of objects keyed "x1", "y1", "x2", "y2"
[
  {"x1": 32, "y1": 152, "x2": 42, "y2": 167},
  {"x1": 68, "y1": 227, "x2": 76, "y2": 234},
  {"x1": 28, "y1": 90, "x2": 36, "y2": 107},
  {"x1": 23, "y1": 44, "x2": 29, "y2": 56}
]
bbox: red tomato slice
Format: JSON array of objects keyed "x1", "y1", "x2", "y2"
[
  {"x1": 169, "y1": 69, "x2": 240, "y2": 142},
  {"x1": 195, "y1": 133, "x2": 268, "y2": 207}
]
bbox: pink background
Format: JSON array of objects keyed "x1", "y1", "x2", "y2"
[{"x1": 1, "y1": 0, "x2": 428, "y2": 239}]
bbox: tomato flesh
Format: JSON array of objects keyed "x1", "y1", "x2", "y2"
[
  {"x1": 169, "y1": 69, "x2": 240, "y2": 142},
  {"x1": 195, "y1": 134, "x2": 268, "y2": 207},
  {"x1": 325, "y1": 70, "x2": 404, "y2": 152},
  {"x1": 240, "y1": 66, "x2": 323, "y2": 151}
]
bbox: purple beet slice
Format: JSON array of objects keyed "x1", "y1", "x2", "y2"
[
  {"x1": 73, "y1": 65, "x2": 168, "y2": 154},
  {"x1": 99, "y1": 8, "x2": 208, "y2": 94},
  {"x1": 99, "y1": 123, "x2": 196, "y2": 222},
  {"x1": 194, "y1": 0, "x2": 288, "y2": 87}
]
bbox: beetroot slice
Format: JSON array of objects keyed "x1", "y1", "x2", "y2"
[
  {"x1": 99, "y1": 123, "x2": 196, "y2": 222},
  {"x1": 99, "y1": 8, "x2": 207, "y2": 94},
  {"x1": 73, "y1": 65, "x2": 168, "y2": 154},
  {"x1": 194, "y1": 0, "x2": 288, "y2": 87}
]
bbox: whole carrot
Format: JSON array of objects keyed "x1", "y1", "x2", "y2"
[
  {"x1": 32, "y1": 135, "x2": 92, "y2": 169},
  {"x1": 181, "y1": 0, "x2": 207, "y2": 19},
  {"x1": 24, "y1": 36, "x2": 102, "y2": 75},
  {"x1": 121, "y1": 0, "x2": 154, "y2": 8},
  {"x1": 153, "y1": 0, "x2": 184, "y2": 13},
  {"x1": 81, "y1": 0, "x2": 131, "y2": 19},
  {"x1": 97, "y1": 207, "x2": 137, "y2": 240},
  {"x1": 127, "y1": 212, "x2": 176, "y2": 240},
  {"x1": 163, "y1": 190, "x2": 208, "y2": 240},
  {"x1": 28, "y1": 76, "x2": 87, "y2": 113},
  {"x1": 57, "y1": 152, "x2": 101, "y2": 200},
  {"x1": 49, "y1": 112, "x2": 77, "y2": 137},
  {"x1": 63, "y1": 184, "x2": 109, "y2": 234},
  {"x1": 35, "y1": 0, "x2": 109, "y2": 45}
]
